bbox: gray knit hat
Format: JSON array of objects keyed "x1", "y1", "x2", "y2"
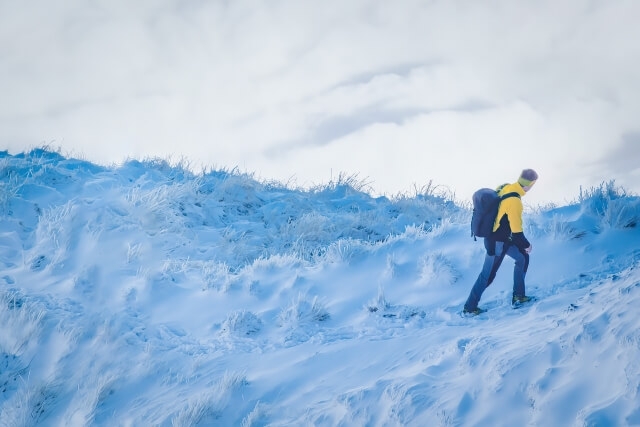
[{"x1": 518, "y1": 169, "x2": 539, "y2": 187}]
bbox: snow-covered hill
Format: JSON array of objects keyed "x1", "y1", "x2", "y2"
[{"x1": 1, "y1": 149, "x2": 639, "y2": 426}]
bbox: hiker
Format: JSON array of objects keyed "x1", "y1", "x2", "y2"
[{"x1": 463, "y1": 169, "x2": 539, "y2": 315}]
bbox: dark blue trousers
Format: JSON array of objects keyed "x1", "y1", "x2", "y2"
[{"x1": 464, "y1": 240, "x2": 528, "y2": 311}]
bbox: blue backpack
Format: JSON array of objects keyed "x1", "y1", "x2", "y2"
[{"x1": 471, "y1": 187, "x2": 520, "y2": 240}]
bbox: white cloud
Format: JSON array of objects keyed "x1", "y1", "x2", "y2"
[{"x1": 1, "y1": 0, "x2": 639, "y2": 204}]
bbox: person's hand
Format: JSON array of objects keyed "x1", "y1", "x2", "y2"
[{"x1": 525, "y1": 245, "x2": 532, "y2": 254}]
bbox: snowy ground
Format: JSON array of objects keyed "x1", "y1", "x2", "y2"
[{"x1": 1, "y1": 149, "x2": 639, "y2": 426}]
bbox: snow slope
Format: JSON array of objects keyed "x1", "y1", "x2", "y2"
[{"x1": 1, "y1": 149, "x2": 639, "y2": 426}]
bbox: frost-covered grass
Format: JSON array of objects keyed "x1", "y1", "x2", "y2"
[
  {"x1": 1, "y1": 148, "x2": 639, "y2": 425},
  {"x1": 578, "y1": 180, "x2": 639, "y2": 229}
]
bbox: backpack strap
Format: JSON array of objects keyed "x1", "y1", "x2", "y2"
[{"x1": 500, "y1": 192, "x2": 520, "y2": 201}]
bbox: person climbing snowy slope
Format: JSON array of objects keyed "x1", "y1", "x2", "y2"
[{"x1": 464, "y1": 169, "x2": 539, "y2": 315}]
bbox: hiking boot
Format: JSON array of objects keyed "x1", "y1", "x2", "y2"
[
  {"x1": 463, "y1": 307, "x2": 486, "y2": 316},
  {"x1": 512, "y1": 295, "x2": 533, "y2": 305}
]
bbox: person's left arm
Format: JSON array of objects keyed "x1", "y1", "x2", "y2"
[{"x1": 506, "y1": 199, "x2": 531, "y2": 251}]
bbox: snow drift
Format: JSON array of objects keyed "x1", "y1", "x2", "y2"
[{"x1": 1, "y1": 149, "x2": 639, "y2": 426}]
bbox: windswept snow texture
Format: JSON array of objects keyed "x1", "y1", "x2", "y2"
[{"x1": 1, "y1": 148, "x2": 640, "y2": 426}]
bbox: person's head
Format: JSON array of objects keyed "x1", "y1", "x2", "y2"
[{"x1": 518, "y1": 169, "x2": 538, "y2": 192}]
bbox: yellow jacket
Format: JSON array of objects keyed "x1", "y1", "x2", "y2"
[
  {"x1": 492, "y1": 182, "x2": 530, "y2": 250},
  {"x1": 493, "y1": 183, "x2": 526, "y2": 232}
]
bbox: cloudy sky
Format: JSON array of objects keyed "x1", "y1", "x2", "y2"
[{"x1": 2, "y1": 0, "x2": 639, "y2": 205}]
